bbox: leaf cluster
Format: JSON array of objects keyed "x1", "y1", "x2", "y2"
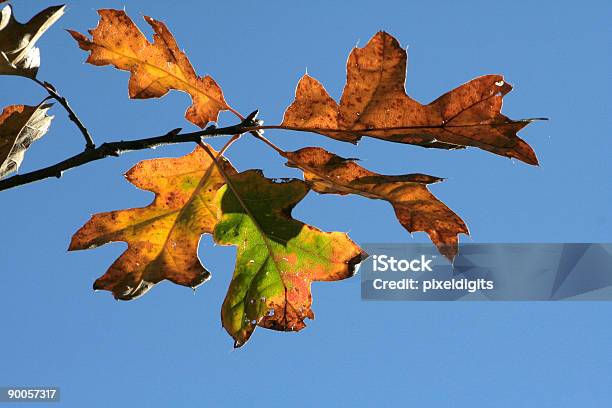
[{"x1": 0, "y1": 4, "x2": 543, "y2": 347}]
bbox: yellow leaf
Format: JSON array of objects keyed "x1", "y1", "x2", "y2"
[{"x1": 69, "y1": 145, "x2": 236, "y2": 300}]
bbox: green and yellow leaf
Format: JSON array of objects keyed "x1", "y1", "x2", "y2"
[
  {"x1": 69, "y1": 145, "x2": 236, "y2": 300},
  {"x1": 214, "y1": 170, "x2": 366, "y2": 347}
]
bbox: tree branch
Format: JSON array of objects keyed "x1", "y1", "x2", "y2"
[
  {"x1": 0, "y1": 111, "x2": 547, "y2": 193},
  {"x1": 32, "y1": 78, "x2": 96, "y2": 149},
  {"x1": 0, "y1": 121, "x2": 254, "y2": 192}
]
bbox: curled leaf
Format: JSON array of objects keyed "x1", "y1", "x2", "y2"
[
  {"x1": 0, "y1": 103, "x2": 53, "y2": 179},
  {"x1": 282, "y1": 32, "x2": 539, "y2": 165},
  {"x1": 68, "y1": 9, "x2": 230, "y2": 128},
  {"x1": 69, "y1": 145, "x2": 236, "y2": 300},
  {"x1": 214, "y1": 170, "x2": 366, "y2": 347},
  {"x1": 0, "y1": 4, "x2": 65, "y2": 78},
  {"x1": 284, "y1": 147, "x2": 468, "y2": 260}
]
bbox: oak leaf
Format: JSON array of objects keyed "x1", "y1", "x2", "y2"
[
  {"x1": 213, "y1": 170, "x2": 365, "y2": 347},
  {"x1": 69, "y1": 9, "x2": 230, "y2": 128},
  {"x1": 69, "y1": 145, "x2": 236, "y2": 300},
  {"x1": 282, "y1": 32, "x2": 539, "y2": 165},
  {"x1": 284, "y1": 147, "x2": 467, "y2": 260},
  {"x1": 0, "y1": 4, "x2": 65, "y2": 78},
  {"x1": 0, "y1": 103, "x2": 53, "y2": 179}
]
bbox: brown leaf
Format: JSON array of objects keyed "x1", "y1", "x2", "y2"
[
  {"x1": 0, "y1": 4, "x2": 65, "y2": 78},
  {"x1": 283, "y1": 147, "x2": 468, "y2": 260},
  {"x1": 0, "y1": 103, "x2": 53, "y2": 179},
  {"x1": 68, "y1": 9, "x2": 230, "y2": 128},
  {"x1": 69, "y1": 145, "x2": 236, "y2": 300},
  {"x1": 282, "y1": 32, "x2": 539, "y2": 165}
]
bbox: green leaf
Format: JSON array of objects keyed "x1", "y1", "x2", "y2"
[{"x1": 214, "y1": 170, "x2": 365, "y2": 347}]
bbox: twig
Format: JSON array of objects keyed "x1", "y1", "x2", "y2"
[
  {"x1": 0, "y1": 121, "x2": 252, "y2": 192},
  {"x1": 32, "y1": 78, "x2": 96, "y2": 149}
]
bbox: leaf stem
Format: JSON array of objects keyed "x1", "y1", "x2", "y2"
[
  {"x1": 255, "y1": 119, "x2": 548, "y2": 133},
  {"x1": 227, "y1": 106, "x2": 245, "y2": 121},
  {"x1": 249, "y1": 131, "x2": 285, "y2": 155}
]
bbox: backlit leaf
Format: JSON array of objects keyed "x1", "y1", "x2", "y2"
[
  {"x1": 68, "y1": 9, "x2": 230, "y2": 128},
  {"x1": 0, "y1": 4, "x2": 65, "y2": 78},
  {"x1": 282, "y1": 32, "x2": 539, "y2": 165},
  {"x1": 284, "y1": 147, "x2": 467, "y2": 260},
  {"x1": 69, "y1": 145, "x2": 236, "y2": 300},
  {"x1": 0, "y1": 103, "x2": 53, "y2": 179},
  {"x1": 214, "y1": 170, "x2": 366, "y2": 347}
]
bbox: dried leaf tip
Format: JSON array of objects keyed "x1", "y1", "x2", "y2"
[{"x1": 0, "y1": 4, "x2": 66, "y2": 78}]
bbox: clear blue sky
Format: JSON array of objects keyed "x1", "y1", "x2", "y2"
[{"x1": 1, "y1": 0, "x2": 610, "y2": 406}]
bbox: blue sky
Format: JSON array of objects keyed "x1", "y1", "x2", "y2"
[{"x1": 0, "y1": 0, "x2": 610, "y2": 406}]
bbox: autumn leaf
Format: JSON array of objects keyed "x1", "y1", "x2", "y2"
[
  {"x1": 283, "y1": 147, "x2": 467, "y2": 260},
  {"x1": 0, "y1": 103, "x2": 53, "y2": 179},
  {"x1": 69, "y1": 145, "x2": 236, "y2": 300},
  {"x1": 282, "y1": 32, "x2": 540, "y2": 165},
  {"x1": 68, "y1": 9, "x2": 232, "y2": 128},
  {"x1": 213, "y1": 170, "x2": 365, "y2": 347},
  {"x1": 0, "y1": 4, "x2": 65, "y2": 78}
]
